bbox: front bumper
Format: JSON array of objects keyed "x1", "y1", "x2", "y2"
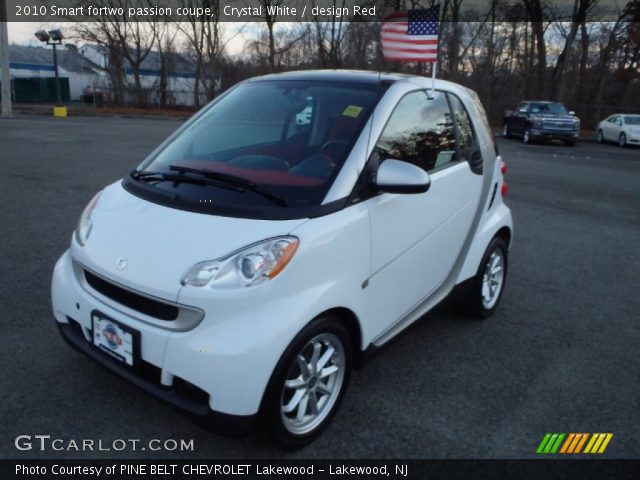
[
  {"x1": 530, "y1": 128, "x2": 579, "y2": 141},
  {"x1": 56, "y1": 319, "x2": 254, "y2": 435},
  {"x1": 51, "y1": 249, "x2": 298, "y2": 430},
  {"x1": 627, "y1": 134, "x2": 640, "y2": 145}
]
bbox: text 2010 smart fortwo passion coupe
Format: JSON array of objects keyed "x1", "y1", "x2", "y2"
[{"x1": 51, "y1": 70, "x2": 513, "y2": 448}]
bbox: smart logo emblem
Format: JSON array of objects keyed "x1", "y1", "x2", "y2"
[
  {"x1": 102, "y1": 324, "x2": 123, "y2": 349},
  {"x1": 536, "y1": 433, "x2": 613, "y2": 454},
  {"x1": 116, "y1": 257, "x2": 127, "y2": 270}
]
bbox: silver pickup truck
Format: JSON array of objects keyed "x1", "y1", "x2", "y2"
[{"x1": 504, "y1": 101, "x2": 580, "y2": 146}]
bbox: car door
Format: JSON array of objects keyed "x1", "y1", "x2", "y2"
[
  {"x1": 513, "y1": 102, "x2": 529, "y2": 134},
  {"x1": 604, "y1": 116, "x2": 618, "y2": 140},
  {"x1": 364, "y1": 90, "x2": 484, "y2": 339},
  {"x1": 617, "y1": 116, "x2": 626, "y2": 140}
]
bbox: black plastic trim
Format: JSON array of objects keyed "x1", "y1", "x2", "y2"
[
  {"x1": 56, "y1": 320, "x2": 256, "y2": 435},
  {"x1": 122, "y1": 176, "x2": 348, "y2": 221},
  {"x1": 84, "y1": 270, "x2": 179, "y2": 321},
  {"x1": 487, "y1": 183, "x2": 498, "y2": 211}
]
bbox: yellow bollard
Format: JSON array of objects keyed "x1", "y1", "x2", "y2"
[{"x1": 53, "y1": 106, "x2": 67, "y2": 118}]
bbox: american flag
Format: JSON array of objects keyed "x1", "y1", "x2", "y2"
[{"x1": 381, "y1": 5, "x2": 440, "y2": 62}]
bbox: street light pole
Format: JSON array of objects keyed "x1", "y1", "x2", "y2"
[
  {"x1": 0, "y1": 0, "x2": 13, "y2": 118},
  {"x1": 35, "y1": 28, "x2": 65, "y2": 116}
]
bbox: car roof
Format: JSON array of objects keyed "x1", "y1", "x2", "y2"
[
  {"x1": 246, "y1": 69, "x2": 417, "y2": 86},
  {"x1": 242, "y1": 70, "x2": 473, "y2": 100}
]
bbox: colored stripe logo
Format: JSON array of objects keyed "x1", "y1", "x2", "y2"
[{"x1": 536, "y1": 433, "x2": 613, "y2": 454}]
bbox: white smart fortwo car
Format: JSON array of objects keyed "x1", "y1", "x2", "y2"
[{"x1": 51, "y1": 71, "x2": 513, "y2": 448}]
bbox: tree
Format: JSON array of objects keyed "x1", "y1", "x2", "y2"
[
  {"x1": 176, "y1": 0, "x2": 224, "y2": 107},
  {"x1": 523, "y1": 0, "x2": 547, "y2": 98},
  {"x1": 549, "y1": 0, "x2": 598, "y2": 103}
]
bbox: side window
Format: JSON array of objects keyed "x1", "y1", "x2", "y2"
[
  {"x1": 448, "y1": 93, "x2": 475, "y2": 151},
  {"x1": 375, "y1": 91, "x2": 456, "y2": 173}
]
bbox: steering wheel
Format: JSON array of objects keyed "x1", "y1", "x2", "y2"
[{"x1": 320, "y1": 139, "x2": 350, "y2": 154}]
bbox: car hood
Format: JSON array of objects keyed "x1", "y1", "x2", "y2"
[{"x1": 71, "y1": 181, "x2": 308, "y2": 301}]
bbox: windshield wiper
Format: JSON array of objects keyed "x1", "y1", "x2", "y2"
[
  {"x1": 169, "y1": 165, "x2": 289, "y2": 207},
  {"x1": 130, "y1": 169, "x2": 244, "y2": 193}
]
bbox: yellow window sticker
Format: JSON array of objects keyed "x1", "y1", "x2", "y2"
[{"x1": 342, "y1": 105, "x2": 363, "y2": 118}]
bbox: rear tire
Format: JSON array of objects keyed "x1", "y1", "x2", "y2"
[
  {"x1": 464, "y1": 237, "x2": 508, "y2": 319},
  {"x1": 262, "y1": 316, "x2": 352, "y2": 449},
  {"x1": 565, "y1": 140, "x2": 576, "y2": 147}
]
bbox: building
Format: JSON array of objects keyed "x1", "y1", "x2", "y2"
[
  {"x1": 79, "y1": 44, "x2": 205, "y2": 106},
  {"x1": 0, "y1": 45, "x2": 95, "y2": 103},
  {"x1": 0, "y1": 44, "x2": 203, "y2": 106}
]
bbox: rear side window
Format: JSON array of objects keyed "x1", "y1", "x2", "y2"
[
  {"x1": 447, "y1": 93, "x2": 475, "y2": 151},
  {"x1": 375, "y1": 91, "x2": 456, "y2": 173},
  {"x1": 467, "y1": 88, "x2": 497, "y2": 156}
]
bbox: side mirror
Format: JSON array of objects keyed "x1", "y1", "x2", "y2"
[
  {"x1": 518, "y1": 108, "x2": 528, "y2": 114},
  {"x1": 375, "y1": 159, "x2": 431, "y2": 194},
  {"x1": 617, "y1": 120, "x2": 623, "y2": 126}
]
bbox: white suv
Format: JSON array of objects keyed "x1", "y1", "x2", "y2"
[{"x1": 51, "y1": 70, "x2": 513, "y2": 448}]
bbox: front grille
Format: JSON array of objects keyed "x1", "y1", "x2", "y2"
[
  {"x1": 83, "y1": 270, "x2": 179, "y2": 321},
  {"x1": 543, "y1": 121, "x2": 573, "y2": 129}
]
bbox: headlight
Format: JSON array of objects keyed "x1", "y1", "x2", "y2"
[
  {"x1": 182, "y1": 236, "x2": 299, "y2": 289},
  {"x1": 75, "y1": 191, "x2": 102, "y2": 246}
]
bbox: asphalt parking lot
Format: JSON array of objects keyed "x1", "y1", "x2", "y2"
[{"x1": 1, "y1": 115, "x2": 639, "y2": 459}]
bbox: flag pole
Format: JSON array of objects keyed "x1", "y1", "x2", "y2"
[{"x1": 430, "y1": 61, "x2": 437, "y2": 95}]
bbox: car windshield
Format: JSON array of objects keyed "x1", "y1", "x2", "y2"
[
  {"x1": 135, "y1": 80, "x2": 379, "y2": 214},
  {"x1": 530, "y1": 102, "x2": 568, "y2": 115},
  {"x1": 624, "y1": 115, "x2": 640, "y2": 125}
]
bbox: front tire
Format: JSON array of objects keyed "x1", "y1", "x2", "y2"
[
  {"x1": 465, "y1": 237, "x2": 508, "y2": 318},
  {"x1": 503, "y1": 124, "x2": 512, "y2": 138},
  {"x1": 619, "y1": 133, "x2": 627, "y2": 148},
  {"x1": 523, "y1": 128, "x2": 532, "y2": 144},
  {"x1": 565, "y1": 140, "x2": 576, "y2": 147},
  {"x1": 597, "y1": 129, "x2": 604, "y2": 143},
  {"x1": 262, "y1": 316, "x2": 352, "y2": 449}
]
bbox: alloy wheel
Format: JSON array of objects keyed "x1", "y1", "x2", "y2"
[
  {"x1": 280, "y1": 333, "x2": 345, "y2": 435},
  {"x1": 481, "y1": 248, "x2": 505, "y2": 310}
]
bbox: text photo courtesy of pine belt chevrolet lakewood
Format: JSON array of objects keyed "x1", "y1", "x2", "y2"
[{"x1": 51, "y1": 70, "x2": 512, "y2": 448}]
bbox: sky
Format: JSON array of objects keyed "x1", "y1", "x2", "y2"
[{"x1": 8, "y1": 22, "x2": 45, "y2": 46}]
